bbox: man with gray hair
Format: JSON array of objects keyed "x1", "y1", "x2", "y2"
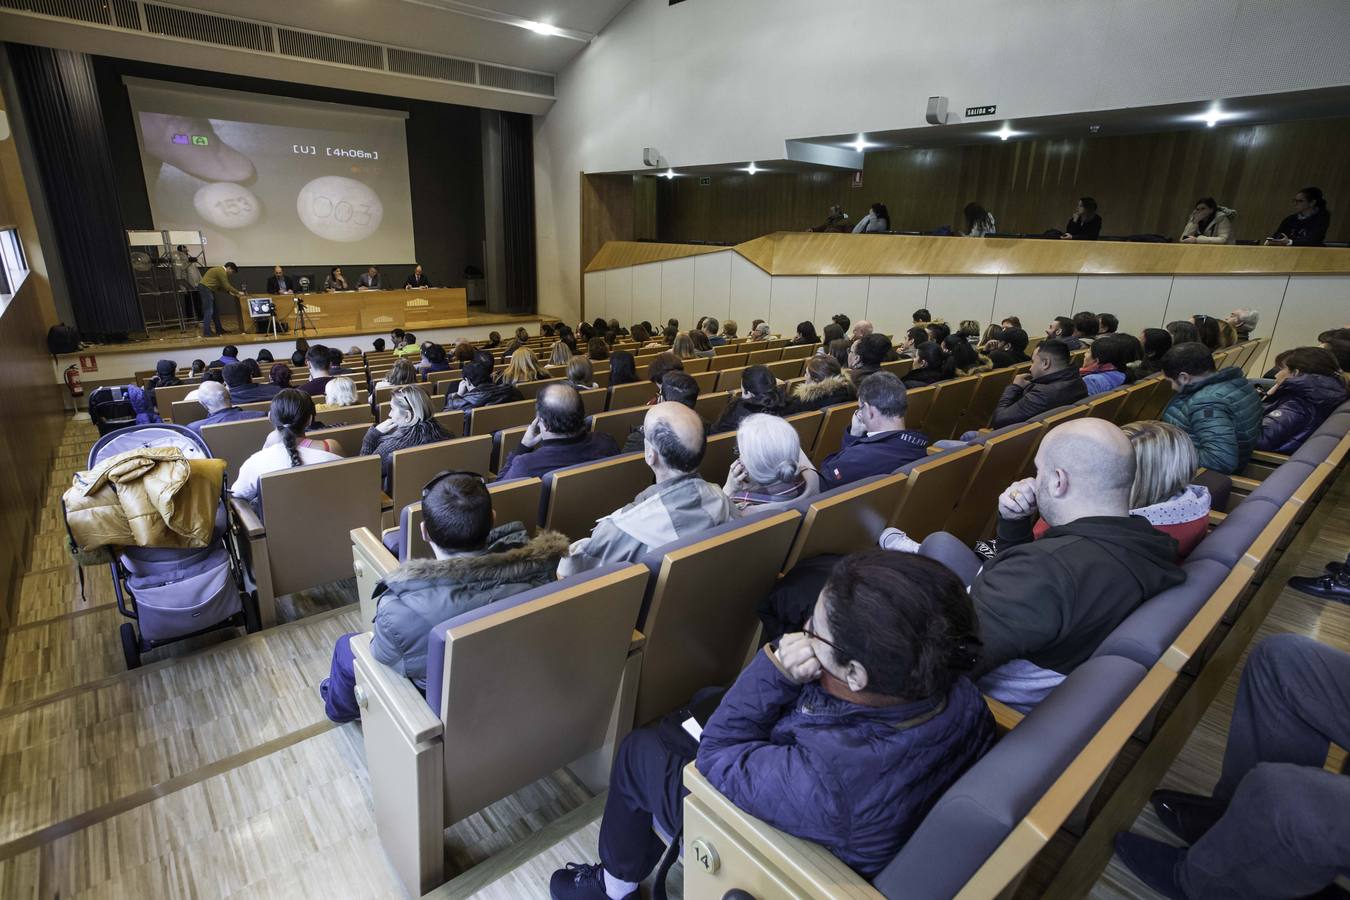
[
  {"x1": 910, "y1": 418, "x2": 1185, "y2": 709},
  {"x1": 704, "y1": 317, "x2": 726, "y2": 347},
  {"x1": 819, "y1": 372, "x2": 930, "y2": 487},
  {"x1": 1226, "y1": 307, "x2": 1260, "y2": 341},
  {"x1": 558, "y1": 402, "x2": 733, "y2": 577},
  {"x1": 496, "y1": 383, "x2": 619, "y2": 480},
  {"x1": 185, "y1": 380, "x2": 265, "y2": 436}
]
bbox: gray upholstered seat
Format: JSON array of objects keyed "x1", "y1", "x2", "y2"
[
  {"x1": 873, "y1": 655, "x2": 1147, "y2": 900},
  {"x1": 1289, "y1": 434, "x2": 1341, "y2": 465},
  {"x1": 1244, "y1": 460, "x2": 1316, "y2": 505},
  {"x1": 1092, "y1": 559, "x2": 1231, "y2": 667},
  {"x1": 1186, "y1": 497, "x2": 1281, "y2": 567}
]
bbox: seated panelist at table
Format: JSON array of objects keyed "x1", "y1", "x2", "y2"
[
  {"x1": 357, "y1": 266, "x2": 381, "y2": 290},
  {"x1": 324, "y1": 266, "x2": 350, "y2": 292},
  {"x1": 404, "y1": 264, "x2": 431, "y2": 289},
  {"x1": 267, "y1": 264, "x2": 298, "y2": 295}
]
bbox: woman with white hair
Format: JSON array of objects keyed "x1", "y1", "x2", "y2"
[
  {"x1": 316, "y1": 376, "x2": 358, "y2": 411},
  {"x1": 359, "y1": 386, "x2": 449, "y2": 492},
  {"x1": 724, "y1": 413, "x2": 820, "y2": 513},
  {"x1": 1226, "y1": 308, "x2": 1260, "y2": 342}
]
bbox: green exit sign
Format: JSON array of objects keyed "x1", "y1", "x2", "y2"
[{"x1": 965, "y1": 105, "x2": 997, "y2": 117}]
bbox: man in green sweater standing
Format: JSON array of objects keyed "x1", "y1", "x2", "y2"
[{"x1": 198, "y1": 262, "x2": 242, "y2": 338}]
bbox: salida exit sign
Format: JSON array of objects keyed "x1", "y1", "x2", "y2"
[{"x1": 965, "y1": 105, "x2": 997, "y2": 117}]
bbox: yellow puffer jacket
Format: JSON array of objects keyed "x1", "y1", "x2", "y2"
[{"x1": 64, "y1": 447, "x2": 225, "y2": 550}]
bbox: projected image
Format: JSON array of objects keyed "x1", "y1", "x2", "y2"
[{"x1": 128, "y1": 82, "x2": 416, "y2": 268}]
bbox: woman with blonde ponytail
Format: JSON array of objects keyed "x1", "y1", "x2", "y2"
[{"x1": 231, "y1": 389, "x2": 343, "y2": 514}]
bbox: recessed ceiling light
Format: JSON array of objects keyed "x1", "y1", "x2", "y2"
[
  {"x1": 401, "y1": 1, "x2": 593, "y2": 42},
  {"x1": 661, "y1": 169, "x2": 676, "y2": 179},
  {"x1": 743, "y1": 162, "x2": 760, "y2": 175},
  {"x1": 992, "y1": 123, "x2": 1018, "y2": 141},
  {"x1": 847, "y1": 133, "x2": 877, "y2": 152},
  {"x1": 1189, "y1": 103, "x2": 1239, "y2": 128},
  {"x1": 523, "y1": 20, "x2": 560, "y2": 35}
]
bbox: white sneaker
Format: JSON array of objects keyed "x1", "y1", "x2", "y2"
[{"x1": 879, "y1": 527, "x2": 921, "y2": 553}]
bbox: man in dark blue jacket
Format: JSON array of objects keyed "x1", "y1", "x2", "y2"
[
  {"x1": 222, "y1": 362, "x2": 280, "y2": 404},
  {"x1": 185, "y1": 381, "x2": 264, "y2": 436},
  {"x1": 819, "y1": 372, "x2": 930, "y2": 487},
  {"x1": 497, "y1": 383, "x2": 620, "y2": 480}
]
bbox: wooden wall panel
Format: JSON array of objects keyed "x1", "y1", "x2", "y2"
[{"x1": 653, "y1": 117, "x2": 1350, "y2": 245}]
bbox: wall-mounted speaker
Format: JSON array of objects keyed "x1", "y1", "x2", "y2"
[
  {"x1": 925, "y1": 96, "x2": 949, "y2": 125},
  {"x1": 643, "y1": 147, "x2": 662, "y2": 167}
]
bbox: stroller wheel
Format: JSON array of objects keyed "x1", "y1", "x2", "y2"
[
  {"x1": 120, "y1": 623, "x2": 143, "y2": 669},
  {"x1": 242, "y1": 592, "x2": 262, "y2": 634}
]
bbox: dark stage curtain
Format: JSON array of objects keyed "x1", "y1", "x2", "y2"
[
  {"x1": 496, "y1": 111, "x2": 537, "y2": 314},
  {"x1": 7, "y1": 43, "x2": 141, "y2": 338}
]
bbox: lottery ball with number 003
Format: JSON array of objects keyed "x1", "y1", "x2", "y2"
[
  {"x1": 296, "y1": 175, "x2": 383, "y2": 242},
  {"x1": 194, "y1": 182, "x2": 261, "y2": 230}
]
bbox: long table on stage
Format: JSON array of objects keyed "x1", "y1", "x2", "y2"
[{"x1": 236, "y1": 287, "x2": 469, "y2": 334}]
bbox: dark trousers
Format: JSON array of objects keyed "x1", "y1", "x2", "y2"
[
  {"x1": 598, "y1": 725, "x2": 697, "y2": 882},
  {"x1": 197, "y1": 284, "x2": 225, "y2": 337},
  {"x1": 1179, "y1": 634, "x2": 1350, "y2": 897},
  {"x1": 323, "y1": 632, "x2": 362, "y2": 723}
]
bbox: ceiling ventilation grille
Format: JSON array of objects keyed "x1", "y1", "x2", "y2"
[
  {"x1": 0, "y1": 0, "x2": 555, "y2": 99},
  {"x1": 478, "y1": 64, "x2": 554, "y2": 97},
  {"x1": 277, "y1": 28, "x2": 383, "y2": 70},
  {"x1": 143, "y1": 4, "x2": 272, "y2": 52},
  {"x1": 387, "y1": 48, "x2": 476, "y2": 86}
]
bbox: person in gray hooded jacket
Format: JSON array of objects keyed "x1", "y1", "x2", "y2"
[{"x1": 321, "y1": 472, "x2": 568, "y2": 722}]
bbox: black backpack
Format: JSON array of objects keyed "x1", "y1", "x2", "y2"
[{"x1": 47, "y1": 323, "x2": 81, "y2": 355}]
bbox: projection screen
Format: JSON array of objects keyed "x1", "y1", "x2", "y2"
[{"x1": 125, "y1": 78, "x2": 416, "y2": 267}]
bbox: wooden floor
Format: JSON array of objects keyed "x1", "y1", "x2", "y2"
[
  {"x1": 3, "y1": 417, "x2": 1347, "y2": 899},
  {"x1": 0, "y1": 418, "x2": 593, "y2": 899}
]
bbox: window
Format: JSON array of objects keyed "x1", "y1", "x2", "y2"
[{"x1": 0, "y1": 227, "x2": 28, "y2": 305}]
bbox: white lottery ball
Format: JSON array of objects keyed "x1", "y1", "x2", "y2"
[
  {"x1": 193, "y1": 182, "x2": 261, "y2": 230},
  {"x1": 296, "y1": 176, "x2": 383, "y2": 243}
]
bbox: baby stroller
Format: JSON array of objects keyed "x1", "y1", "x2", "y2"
[{"x1": 79, "y1": 423, "x2": 260, "y2": 669}]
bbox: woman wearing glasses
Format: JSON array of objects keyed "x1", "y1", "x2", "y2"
[
  {"x1": 550, "y1": 551, "x2": 996, "y2": 900},
  {"x1": 1265, "y1": 187, "x2": 1331, "y2": 246},
  {"x1": 321, "y1": 471, "x2": 568, "y2": 723},
  {"x1": 359, "y1": 387, "x2": 450, "y2": 493}
]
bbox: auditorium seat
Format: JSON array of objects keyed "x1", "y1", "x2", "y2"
[
  {"x1": 745, "y1": 348, "x2": 781, "y2": 366},
  {"x1": 314, "y1": 403, "x2": 375, "y2": 428},
  {"x1": 780, "y1": 344, "x2": 816, "y2": 361},
  {"x1": 943, "y1": 423, "x2": 1044, "y2": 544},
  {"x1": 467, "y1": 398, "x2": 536, "y2": 436},
  {"x1": 694, "y1": 390, "x2": 733, "y2": 424},
  {"x1": 350, "y1": 560, "x2": 648, "y2": 896},
  {"x1": 767, "y1": 358, "x2": 806, "y2": 380},
  {"x1": 201, "y1": 416, "x2": 275, "y2": 481},
  {"x1": 698, "y1": 430, "x2": 738, "y2": 485},
  {"x1": 589, "y1": 407, "x2": 648, "y2": 447},
  {"x1": 308, "y1": 422, "x2": 373, "y2": 457},
  {"x1": 1093, "y1": 559, "x2": 1232, "y2": 669},
  {"x1": 386, "y1": 435, "x2": 493, "y2": 521},
  {"x1": 607, "y1": 380, "x2": 658, "y2": 411},
  {"x1": 714, "y1": 366, "x2": 748, "y2": 392},
  {"x1": 902, "y1": 383, "x2": 937, "y2": 433},
  {"x1": 779, "y1": 473, "x2": 908, "y2": 573},
  {"x1": 711, "y1": 352, "x2": 749, "y2": 371},
  {"x1": 540, "y1": 453, "x2": 654, "y2": 540},
  {"x1": 923, "y1": 374, "x2": 980, "y2": 441},
  {"x1": 784, "y1": 409, "x2": 823, "y2": 453},
  {"x1": 951, "y1": 368, "x2": 1015, "y2": 437},
  {"x1": 1085, "y1": 389, "x2": 1128, "y2": 422},
  {"x1": 807, "y1": 401, "x2": 858, "y2": 466},
  {"x1": 888, "y1": 443, "x2": 984, "y2": 541}
]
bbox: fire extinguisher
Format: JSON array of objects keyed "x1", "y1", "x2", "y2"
[{"x1": 64, "y1": 364, "x2": 84, "y2": 397}]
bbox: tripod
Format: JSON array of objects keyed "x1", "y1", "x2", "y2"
[{"x1": 294, "y1": 297, "x2": 317, "y2": 335}]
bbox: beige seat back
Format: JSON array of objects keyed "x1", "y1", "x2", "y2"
[
  {"x1": 746, "y1": 348, "x2": 782, "y2": 366},
  {"x1": 543, "y1": 453, "x2": 655, "y2": 540},
  {"x1": 437, "y1": 564, "x2": 647, "y2": 824},
  {"x1": 170, "y1": 398, "x2": 207, "y2": 425},
  {"x1": 433, "y1": 410, "x2": 464, "y2": 435},
  {"x1": 608, "y1": 381, "x2": 659, "y2": 411},
  {"x1": 316, "y1": 403, "x2": 375, "y2": 427},
  {"x1": 635, "y1": 511, "x2": 802, "y2": 725},
  {"x1": 156, "y1": 383, "x2": 196, "y2": 421},
  {"x1": 879, "y1": 358, "x2": 914, "y2": 378},
  {"x1": 924, "y1": 375, "x2": 981, "y2": 441},
  {"x1": 715, "y1": 367, "x2": 748, "y2": 392},
  {"x1": 403, "y1": 478, "x2": 546, "y2": 558},
  {"x1": 389, "y1": 436, "x2": 494, "y2": 515},
  {"x1": 943, "y1": 423, "x2": 1044, "y2": 544},
  {"x1": 698, "y1": 430, "x2": 739, "y2": 485},
  {"x1": 808, "y1": 401, "x2": 859, "y2": 466},
  {"x1": 781, "y1": 473, "x2": 908, "y2": 572},
  {"x1": 784, "y1": 410, "x2": 823, "y2": 453},
  {"x1": 689, "y1": 370, "x2": 720, "y2": 393},
  {"x1": 952, "y1": 368, "x2": 1016, "y2": 436},
  {"x1": 1114, "y1": 378, "x2": 1158, "y2": 424},
  {"x1": 695, "y1": 390, "x2": 733, "y2": 424},
  {"x1": 767, "y1": 358, "x2": 805, "y2": 380},
  {"x1": 683, "y1": 356, "x2": 712, "y2": 373},
  {"x1": 889, "y1": 444, "x2": 986, "y2": 541},
  {"x1": 468, "y1": 398, "x2": 536, "y2": 436},
  {"x1": 590, "y1": 406, "x2": 649, "y2": 447},
  {"x1": 579, "y1": 387, "x2": 607, "y2": 416},
  {"x1": 902, "y1": 383, "x2": 937, "y2": 433},
  {"x1": 258, "y1": 455, "x2": 383, "y2": 596},
  {"x1": 712, "y1": 352, "x2": 749, "y2": 371},
  {"x1": 780, "y1": 344, "x2": 814, "y2": 360},
  {"x1": 1086, "y1": 389, "x2": 1128, "y2": 422},
  {"x1": 201, "y1": 416, "x2": 274, "y2": 482},
  {"x1": 517, "y1": 378, "x2": 563, "y2": 400},
  {"x1": 310, "y1": 423, "x2": 371, "y2": 456}
]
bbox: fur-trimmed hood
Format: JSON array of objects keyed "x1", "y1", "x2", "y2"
[
  {"x1": 381, "y1": 524, "x2": 570, "y2": 592},
  {"x1": 793, "y1": 374, "x2": 856, "y2": 404}
]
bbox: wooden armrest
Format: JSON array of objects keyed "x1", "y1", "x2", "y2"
[
  {"x1": 1229, "y1": 475, "x2": 1262, "y2": 493},
  {"x1": 230, "y1": 496, "x2": 264, "y2": 538},
  {"x1": 984, "y1": 695, "x2": 1024, "y2": 733},
  {"x1": 352, "y1": 526, "x2": 398, "y2": 580},
  {"x1": 926, "y1": 445, "x2": 944, "y2": 456},
  {"x1": 381, "y1": 524, "x2": 398, "y2": 540},
  {"x1": 1208, "y1": 510, "x2": 1228, "y2": 527},
  {"x1": 629, "y1": 629, "x2": 646, "y2": 652},
  {"x1": 350, "y1": 632, "x2": 442, "y2": 744},
  {"x1": 380, "y1": 492, "x2": 394, "y2": 512},
  {"x1": 1249, "y1": 449, "x2": 1290, "y2": 466}
]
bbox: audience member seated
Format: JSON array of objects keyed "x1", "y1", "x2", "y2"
[
  {"x1": 1180, "y1": 196, "x2": 1237, "y2": 244},
  {"x1": 417, "y1": 343, "x2": 451, "y2": 375},
  {"x1": 911, "y1": 419, "x2": 1184, "y2": 709},
  {"x1": 851, "y1": 201, "x2": 890, "y2": 234},
  {"x1": 299, "y1": 346, "x2": 334, "y2": 396},
  {"x1": 849, "y1": 319, "x2": 874, "y2": 342},
  {"x1": 902, "y1": 341, "x2": 948, "y2": 388},
  {"x1": 704, "y1": 317, "x2": 726, "y2": 347},
  {"x1": 1192, "y1": 314, "x2": 1222, "y2": 351},
  {"x1": 1113, "y1": 634, "x2": 1350, "y2": 899},
  {"x1": 1047, "y1": 316, "x2": 1080, "y2": 350},
  {"x1": 149, "y1": 359, "x2": 182, "y2": 388},
  {"x1": 213, "y1": 344, "x2": 240, "y2": 368},
  {"x1": 1097, "y1": 313, "x2": 1119, "y2": 336},
  {"x1": 557, "y1": 402, "x2": 732, "y2": 577},
  {"x1": 322, "y1": 473, "x2": 567, "y2": 723},
  {"x1": 942, "y1": 334, "x2": 993, "y2": 378},
  {"x1": 359, "y1": 387, "x2": 450, "y2": 492},
  {"x1": 587, "y1": 337, "x2": 610, "y2": 362},
  {"x1": 912, "y1": 308, "x2": 933, "y2": 327},
  {"x1": 566, "y1": 355, "x2": 598, "y2": 390},
  {"x1": 848, "y1": 332, "x2": 893, "y2": 384},
  {"x1": 220, "y1": 362, "x2": 276, "y2": 404},
  {"x1": 1138, "y1": 328, "x2": 1173, "y2": 375},
  {"x1": 724, "y1": 414, "x2": 820, "y2": 513},
  {"x1": 231, "y1": 390, "x2": 342, "y2": 510},
  {"x1": 984, "y1": 327, "x2": 1031, "y2": 367},
  {"x1": 644, "y1": 352, "x2": 685, "y2": 398},
  {"x1": 990, "y1": 339, "x2": 1088, "y2": 428},
  {"x1": 1080, "y1": 334, "x2": 1137, "y2": 395},
  {"x1": 1071, "y1": 311, "x2": 1100, "y2": 347},
  {"x1": 189, "y1": 359, "x2": 207, "y2": 379},
  {"x1": 497, "y1": 384, "x2": 620, "y2": 480},
  {"x1": 1256, "y1": 347, "x2": 1348, "y2": 454},
  {"x1": 186, "y1": 381, "x2": 265, "y2": 436},
  {"x1": 327, "y1": 347, "x2": 354, "y2": 375},
  {"x1": 375, "y1": 358, "x2": 418, "y2": 391},
  {"x1": 1161, "y1": 342, "x2": 1263, "y2": 474},
  {"x1": 899, "y1": 325, "x2": 929, "y2": 359},
  {"x1": 688, "y1": 329, "x2": 715, "y2": 358},
  {"x1": 550, "y1": 551, "x2": 995, "y2": 900},
  {"x1": 712, "y1": 365, "x2": 787, "y2": 434},
  {"x1": 501, "y1": 348, "x2": 544, "y2": 385},
  {"x1": 393, "y1": 332, "x2": 421, "y2": 358},
  {"x1": 820, "y1": 373, "x2": 930, "y2": 488},
  {"x1": 785, "y1": 356, "x2": 856, "y2": 413},
  {"x1": 606, "y1": 351, "x2": 638, "y2": 388},
  {"x1": 1265, "y1": 186, "x2": 1330, "y2": 247},
  {"x1": 963, "y1": 202, "x2": 997, "y2": 237},
  {"x1": 749, "y1": 321, "x2": 772, "y2": 341},
  {"x1": 790, "y1": 321, "x2": 820, "y2": 346},
  {"x1": 822, "y1": 321, "x2": 846, "y2": 349},
  {"x1": 545, "y1": 341, "x2": 570, "y2": 367},
  {"x1": 445, "y1": 351, "x2": 523, "y2": 418},
  {"x1": 267, "y1": 363, "x2": 293, "y2": 392},
  {"x1": 925, "y1": 321, "x2": 952, "y2": 344},
  {"x1": 316, "y1": 376, "x2": 358, "y2": 412},
  {"x1": 1001, "y1": 315, "x2": 1022, "y2": 330},
  {"x1": 1227, "y1": 308, "x2": 1260, "y2": 342},
  {"x1": 1166, "y1": 320, "x2": 1201, "y2": 345},
  {"x1": 1061, "y1": 196, "x2": 1102, "y2": 240}
]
